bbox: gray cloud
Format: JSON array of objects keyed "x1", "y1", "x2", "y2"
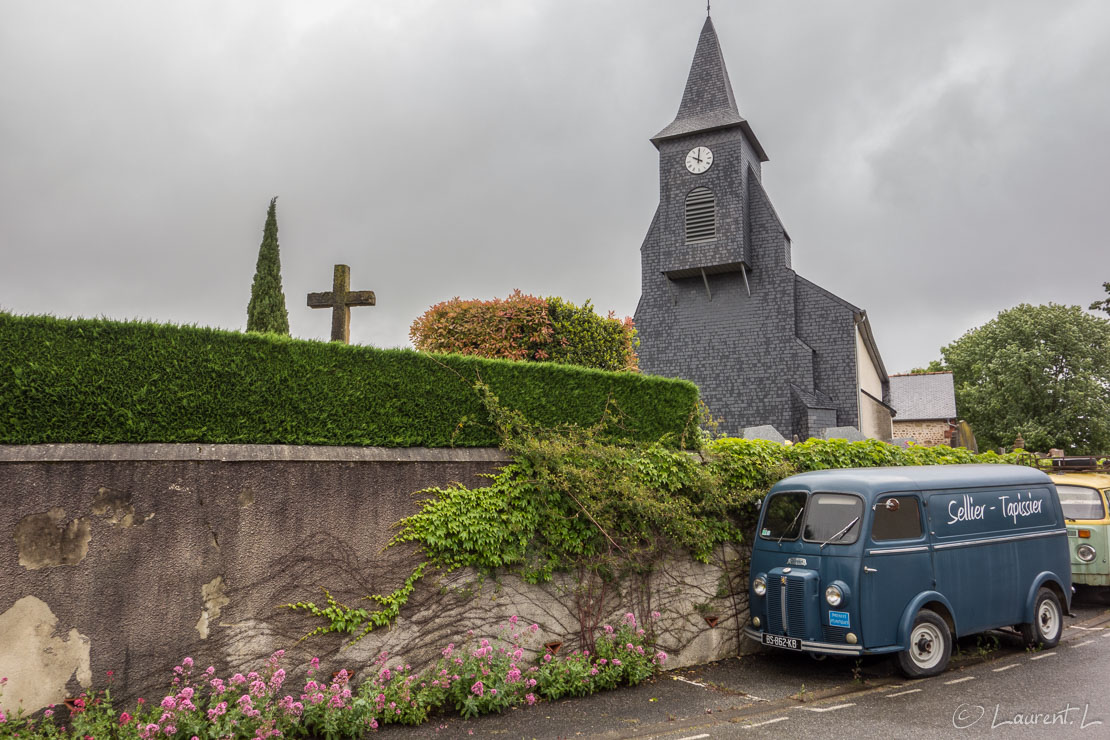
[{"x1": 2, "y1": 0, "x2": 1108, "y2": 373}]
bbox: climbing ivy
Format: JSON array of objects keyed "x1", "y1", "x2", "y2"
[{"x1": 290, "y1": 384, "x2": 1024, "y2": 641}]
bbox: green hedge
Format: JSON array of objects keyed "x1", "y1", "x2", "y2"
[{"x1": 0, "y1": 313, "x2": 699, "y2": 447}]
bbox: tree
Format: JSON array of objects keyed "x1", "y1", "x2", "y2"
[
  {"x1": 940, "y1": 303, "x2": 1110, "y2": 454},
  {"x1": 410, "y1": 290, "x2": 638, "y2": 371},
  {"x1": 246, "y1": 197, "x2": 290, "y2": 335},
  {"x1": 908, "y1": 360, "x2": 946, "y2": 374},
  {"x1": 1090, "y1": 282, "x2": 1110, "y2": 317}
]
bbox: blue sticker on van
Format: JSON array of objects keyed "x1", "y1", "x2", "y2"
[{"x1": 829, "y1": 610, "x2": 850, "y2": 628}]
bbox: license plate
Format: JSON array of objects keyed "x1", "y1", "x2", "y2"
[{"x1": 762, "y1": 633, "x2": 801, "y2": 650}]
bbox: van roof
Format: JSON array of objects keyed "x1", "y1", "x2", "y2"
[
  {"x1": 1049, "y1": 472, "x2": 1110, "y2": 489},
  {"x1": 770, "y1": 464, "x2": 1051, "y2": 497}
]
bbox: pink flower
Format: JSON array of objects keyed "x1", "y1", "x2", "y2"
[
  {"x1": 182, "y1": 657, "x2": 194, "y2": 669},
  {"x1": 0, "y1": 710, "x2": 6, "y2": 724},
  {"x1": 626, "y1": 643, "x2": 634, "y2": 650},
  {"x1": 231, "y1": 673, "x2": 247, "y2": 685},
  {"x1": 163, "y1": 725, "x2": 177, "y2": 735},
  {"x1": 603, "y1": 625, "x2": 614, "y2": 634},
  {"x1": 525, "y1": 693, "x2": 536, "y2": 705},
  {"x1": 178, "y1": 687, "x2": 194, "y2": 701},
  {"x1": 529, "y1": 623, "x2": 540, "y2": 633},
  {"x1": 509, "y1": 615, "x2": 520, "y2": 625},
  {"x1": 624, "y1": 613, "x2": 636, "y2": 626},
  {"x1": 650, "y1": 611, "x2": 661, "y2": 621},
  {"x1": 655, "y1": 651, "x2": 668, "y2": 664},
  {"x1": 205, "y1": 666, "x2": 215, "y2": 676},
  {"x1": 72, "y1": 698, "x2": 86, "y2": 712},
  {"x1": 471, "y1": 681, "x2": 485, "y2": 697},
  {"x1": 612, "y1": 659, "x2": 622, "y2": 666},
  {"x1": 542, "y1": 653, "x2": 552, "y2": 663},
  {"x1": 160, "y1": 696, "x2": 176, "y2": 709},
  {"x1": 512, "y1": 648, "x2": 523, "y2": 661},
  {"x1": 442, "y1": 643, "x2": 454, "y2": 658},
  {"x1": 44, "y1": 709, "x2": 54, "y2": 719}
]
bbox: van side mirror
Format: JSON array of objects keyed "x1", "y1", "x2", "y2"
[{"x1": 874, "y1": 498, "x2": 899, "y2": 512}]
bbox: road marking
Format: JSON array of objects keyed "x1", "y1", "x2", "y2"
[
  {"x1": 1075, "y1": 639, "x2": 1095, "y2": 647},
  {"x1": 944, "y1": 676, "x2": 976, "y2": 685},
  {"x1": 675, "y1": 735, "x2": 711, "y2": 740},
  {"x1": 671, "y1": 675, "x2": 709, "y2": 688},
  {"x1": 795, "y1": 703, "x2": 855, "y2": 712},
  {"x1": 744, "y1": 717, "x2": 789, "y2": 728},
  {"x1": 992, "y1": 664, "x2": 1018, "y2": 673},
  {"x1": 886, "y1": 689, "x2": 922, "y2": 698},
  {"x1": 1029, "y1": 651, "x2": 1056, "y2": 661},
  {"x1": 1070, "y1": 625, "x2": 1104, "y2": 631}
]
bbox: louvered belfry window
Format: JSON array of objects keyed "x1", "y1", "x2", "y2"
[{"x1": 685, "y1": 187, "x2": 716, "y2": 243}]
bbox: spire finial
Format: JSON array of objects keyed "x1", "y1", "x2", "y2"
[{"x1": 707, "y1": 1, "x2": 711, "y2": 17}]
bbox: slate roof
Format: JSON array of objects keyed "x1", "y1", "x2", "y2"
[
  {"x1": 652, "y1": 16, "x2": 768, "y2": 160},
  {"x1": 889, "y1": 372, "x2": 958, "y2": 420}
]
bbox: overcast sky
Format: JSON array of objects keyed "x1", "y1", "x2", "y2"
[{"x1": 2, "y1": 0, "x2": 1108, "y2": 373}]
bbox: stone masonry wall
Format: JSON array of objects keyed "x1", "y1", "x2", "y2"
[
  {"x1": 893, "y1": 420, "x2": 953, "y2": 447},
  {"x1": 0, "y1": 445, "x2": 753, "y2": 715}
]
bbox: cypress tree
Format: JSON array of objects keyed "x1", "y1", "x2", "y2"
[{"x1": 246, "y1": 197, "x2": 290, "y2": 335}]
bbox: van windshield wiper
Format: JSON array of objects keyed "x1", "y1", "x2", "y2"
[
  {"x1": 778, "y1": 507, "x2": 805, "y2": 545},
  {"x1": 820, "y1": 516, "x2": 860, "y2": 549}
]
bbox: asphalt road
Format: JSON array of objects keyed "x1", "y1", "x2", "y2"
[{"x1": 385, "y1": 589, "x2": 1110, "y2": 739}]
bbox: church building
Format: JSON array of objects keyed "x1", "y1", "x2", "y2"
[{"x1": 634, "y1": 16, "x2": 894, "y2": 442}]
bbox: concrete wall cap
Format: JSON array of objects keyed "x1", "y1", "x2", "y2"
[{"x1": 0, "y1": 444, "x2": 510, "y2": 464}]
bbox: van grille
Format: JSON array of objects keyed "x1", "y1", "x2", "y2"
[
  {"x1": 823, "y1": 625, "x2": 849, "y2": 643},
  {"x1": 767, "y1": 575, "x2": 808, "y2": 636}
]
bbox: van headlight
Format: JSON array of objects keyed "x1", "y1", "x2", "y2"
[
  {"x1": 825, "y1": 584, "x2": 843, "y2": 607},
  {"x1": 753, "y1": 575, "x2": 767, "y2": 596},
  {"x1": 1078, "y1": 544, "x2": 1097, "y2": 562}
]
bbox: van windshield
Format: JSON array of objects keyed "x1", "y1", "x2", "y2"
[
  {"x1": 1057, "y1": 485, "x2": 1106, "y2": 520},
  {"x1": 803, "y1": 493, "x2": 863, "y2": 545},
  {"x1": 760, "y1": 491, "x2": 808, "y2": 541}
]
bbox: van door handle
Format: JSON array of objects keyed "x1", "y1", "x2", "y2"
[{"x1": 864, "y1": 566, "x2": 878, "y2": 573}]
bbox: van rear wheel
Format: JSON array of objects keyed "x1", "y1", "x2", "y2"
[
  {"x1": 896, "y1": 609, "x2": 951, "y2": 678},
  {"x1": 1020, "y1": 588, "x2": 1062, "y2": 648}
]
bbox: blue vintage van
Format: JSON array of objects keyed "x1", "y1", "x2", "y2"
[{"x1": 746, "y1": 465, "x2": 1071, "y2": 677}]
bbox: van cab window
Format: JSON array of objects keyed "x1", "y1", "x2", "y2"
[
  {"x1": 759, "y1": 491, "x2": 807, "y2": 540},
  {"x1": 1057, "y1": 485, "x2": 1106, "y2": 520},
  {"x1": 802, "y1": 493, "x2": 863, "y2": 545},
  {"x1": 872, "y1": 495, "x2": 923, "y2": 541}
]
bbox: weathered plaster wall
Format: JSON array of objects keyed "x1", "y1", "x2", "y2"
[{"x1": 0, "y1": 445, "x2": 753, "y2": 714}]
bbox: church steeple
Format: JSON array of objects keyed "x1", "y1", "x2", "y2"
[{"x1": 652, "y1": 16, "x2": 767, "y2": 161}]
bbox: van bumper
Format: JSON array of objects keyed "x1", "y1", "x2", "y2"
[{"x1": 743, "y1": 626, "x2": 865, "y2": 656}]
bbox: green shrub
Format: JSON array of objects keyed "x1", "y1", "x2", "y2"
[{"x1": 0, "y1": 313, "x2": 698, "y2": 447}]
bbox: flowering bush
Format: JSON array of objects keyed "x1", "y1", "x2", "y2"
[{"x1": 0, "y1": 613, "x2": 665, "y2": 739}]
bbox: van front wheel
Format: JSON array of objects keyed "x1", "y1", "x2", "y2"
[
  {"x1": 896, "y1": 609, "x2": 951, "y2": 678},
  {"x1": 1020, "y1": 588, "x2": 1062, "y2": 648}
]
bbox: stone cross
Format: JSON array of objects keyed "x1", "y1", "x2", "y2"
[{"x1": 307, "y1": 264, "x2": 376, "y2": 344}]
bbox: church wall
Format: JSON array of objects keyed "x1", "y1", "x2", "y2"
[
  {"x1": 0, "y1": 445, "x2": 754, "y2": 713},
  {"x1": 794, "y1": 284, "x2": 860, "y2": 431},
  {"x1": 855, "y1": 327, "x2": 891, "y2": 440}
]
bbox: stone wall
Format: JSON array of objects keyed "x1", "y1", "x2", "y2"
[
  {"x1": 0, "y1": 445, "x2": 752, "y2": 715},
  {"x1": 893, "y1": 420, "x2": 953, "y2": 447}
]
